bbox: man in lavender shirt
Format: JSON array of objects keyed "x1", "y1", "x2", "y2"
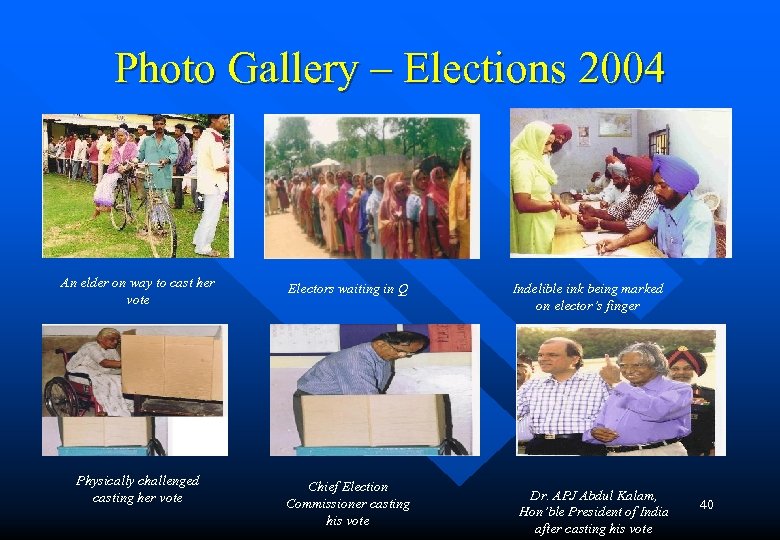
[
  {"x1": 585, "y1": 342, "x2": 691, "y2": 456},
  {"x1": 293, "y1": 331, "x2": 429, "y2": 444},
  {"x1": 173, "y1": 123, "x2": 192, "y2": 209}
]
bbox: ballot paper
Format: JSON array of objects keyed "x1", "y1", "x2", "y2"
[{"x1": 581, "y1": 231, "x2": 624, "y2": 245}]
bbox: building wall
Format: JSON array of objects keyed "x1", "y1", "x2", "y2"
[
  {"x1": 44, "y1": 114, "x2": 201, "y2": 144},
  {"x1": 365, "y1": 154, "x2": 413, "y2": 177},
  {"x1": 637, "y1": 109, "x2": 731, "y2": 221}
]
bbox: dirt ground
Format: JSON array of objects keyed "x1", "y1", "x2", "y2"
[{"x1": 264, "y1": 211, "x2": 335, "y2": 259}]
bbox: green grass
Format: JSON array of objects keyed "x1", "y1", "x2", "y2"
[{"x1": 43, "y1": 174, "x2": 230, "y2": 258}]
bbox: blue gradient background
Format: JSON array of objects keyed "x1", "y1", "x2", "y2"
[{"x1": 5, "y1": 0, "x2": 776, "y2": 532}]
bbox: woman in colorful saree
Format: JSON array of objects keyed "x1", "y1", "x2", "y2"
[
  {"x1": 299, "y1": 176, "x2": 313, "y2": 238},
  {"x1": 321, "y1": 171, "x2": 339, "y2": 253},
  {"x1": 366, "y1": 175, "x2": 385, "y2": 259},
  {"x1": 448, "y1": 143, "x2": 471, "y2": 258},
  {"x1": 379, "y1": 172, "x2": 411, "y2": 259},
  {"x1": 348, "y1": 173, "x2": 367, "y2": 259},
  {"x1": 336, "y1": 171, "x2": 355, "y2": 256},
  {"x1": 421, "y1": 166, "x2": 456, "y2": 259},
  {"x1": 406, "y1": 169, "x2": 430, "y2": 258}
]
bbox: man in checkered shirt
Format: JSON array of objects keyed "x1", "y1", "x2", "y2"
[
  {"x1": 517, "y1": 337, "x2": 610, "y2": 455},
  {"x1": 579, "y1": 156, "x2": 659, "y2": 234}
]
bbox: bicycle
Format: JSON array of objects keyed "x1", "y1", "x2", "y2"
[
  {"x1": 110, "y1": 166, "x2": 135, "y2": 231},
  {"x1": 135, "y1": 162, "x2": 178, "y2": 258}
]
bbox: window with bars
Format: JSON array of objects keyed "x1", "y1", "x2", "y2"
[{"x1": 648, "y1": 124, "x2": 670, "y2": 156}]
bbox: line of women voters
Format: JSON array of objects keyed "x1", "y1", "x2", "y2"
[
  {"x1": 284, "y1": 144, "x2": 471, "y2": 259},
  {"x1": 510, "y1": 121, "x2": 716, "y2": 257}
]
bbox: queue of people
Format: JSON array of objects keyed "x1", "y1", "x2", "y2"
[
  {"x1": 271, "y1": 143, "x2": 471, "y2": 259},
  {"x1": 516, "y1": 338, "x2": 716, "y2": 456},
  {"x1": 510, "y1": 120, "x2": 717, "y2": 258}
]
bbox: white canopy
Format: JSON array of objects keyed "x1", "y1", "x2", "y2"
[{"x1": 310, "y1": 158, "x2": 341, "y2": 168}]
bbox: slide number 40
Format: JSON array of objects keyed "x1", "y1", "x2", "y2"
[{"x1": 700, "y1": 500, "x2": 714, "y2": 510}]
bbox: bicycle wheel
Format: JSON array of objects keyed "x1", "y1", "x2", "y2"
[
  {"x1": 110, "y1": 183, "x2": 130, "y2": 230},
  {"x1": 44, "y1": 377, "x2": 79, "y2": 417},
  {"x1": 147, "y1": 202, "x2": 177, "y2": 258}
]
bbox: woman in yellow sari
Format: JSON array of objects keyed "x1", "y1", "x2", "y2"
[
  {"x1": 321, "y1": 171, "x2": 339, "y2": 253},
  {"x1": 100, "y1": 133, "x2": 114, "y2": 177},
  {"x1": 448, "y1": 143, "x2": 471, "y2": 258},
  {"x1": 510, "y1": 121, "x2": 574, "y2": 254}
]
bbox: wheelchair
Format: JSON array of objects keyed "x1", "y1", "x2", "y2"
[{"x1": 43, "y1": 348, "x2": 105, "y2": 417}]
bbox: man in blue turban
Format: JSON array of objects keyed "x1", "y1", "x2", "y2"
[{"x1": 597, "y1": 154, "x2": 716, "y2": 258}]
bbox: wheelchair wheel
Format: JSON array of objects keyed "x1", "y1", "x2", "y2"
[
  {"x1": 147, "y1": 202, "x2": 177, "y2": 258},
  {"x1": 44, "y1": 377, "x2": 79, "y2": 417},
  {"x1": 148, "y1": 438, "x2": 167, "y2": 456},
  {"x1": 111, "y1": 183, "x2": 130, "y2": 231}
]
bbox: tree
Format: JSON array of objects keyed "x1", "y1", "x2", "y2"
[
  {"x1": 517, "y1": 328, "x2": 717, "y2": 359},
  {"x1": 311, "y1": 141, "x2": 329, "y2": 162},
  {"x1": 264, "y1": 141, "x2": 279, "y2": 175},
  {"x1": 273, "y1": 117, "x2": 313, "y2": 176},
  {"x1": 421, "y1": 118, "x2": 468, "y2": 165},
  {"x1": 378, "y1": 117, "x2": 394, "y2": 155},
  {"x1": 337, "y1": 118, "x2": 380, "y2": 156},
  {"x1": 392, "y1": 118, "x2": 427, "y2": 157},
  {"x1": 185, "y1": 114, "x2": 231, "y2": 139}
]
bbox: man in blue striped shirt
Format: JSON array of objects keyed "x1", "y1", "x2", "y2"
[
  {"x1": 293, "y1": 331, "x2": 430, "y2": 443},
  {"x1": 517, "y1": 337, "x2": 610, "y2": 455}
]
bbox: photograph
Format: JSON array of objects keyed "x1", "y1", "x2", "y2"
[
  {"x1": 42, "y1": 325, "x2": 226, "y2": 418},
  {"x1": 516, "y1": 325, "x2": 724, "y2": 456},
  {"x1": 42, "y1": 114, "x2": 232, "y2": 258},
  {"x1": 269, "y1": 324, "x2": 478, "y2": 456},
  {"x1": 509, "y1": 108, "x2": 731, "y2": 258},
  {"x1": 264, "y1": 114, "x2": 478, "y2": 259}
]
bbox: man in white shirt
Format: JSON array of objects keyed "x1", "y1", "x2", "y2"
[
  {"x1": 54, "y1": 136, "x2": 65, "y2": 174},
  {"x1": 193, "y1": 115, "x2": 229, "y2": 256},
  {"x1": 516, "y1": 337, "x2": 610, "y2": 455},
  {"x1": 600, "y1": 161, "x2": 629, "y2": 206},
  {"x1": 136, "y1": 124, "x2": 148, "y2": 149},
  {"x1": 188, "y1": 124, "x2": 204, "y2": 212},
  {"x1": 72, "y1": 134, "x2": 87, "y2": 180}
]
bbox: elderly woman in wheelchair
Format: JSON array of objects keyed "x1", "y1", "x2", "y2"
[{"x1": 60, "y1": 328, "x2": 133, "y2": 417}]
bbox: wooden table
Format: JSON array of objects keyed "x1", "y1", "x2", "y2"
[{"x1": 552, "y1": 202, "x2": 664, "y2": 257}]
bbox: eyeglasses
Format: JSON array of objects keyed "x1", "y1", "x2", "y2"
[
  {"x1": 385, "y1": 342, "x2": 420, "y2": 358},
  {"x1": 617, "y1": 362, "x2": 651, "y2": 371}
]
